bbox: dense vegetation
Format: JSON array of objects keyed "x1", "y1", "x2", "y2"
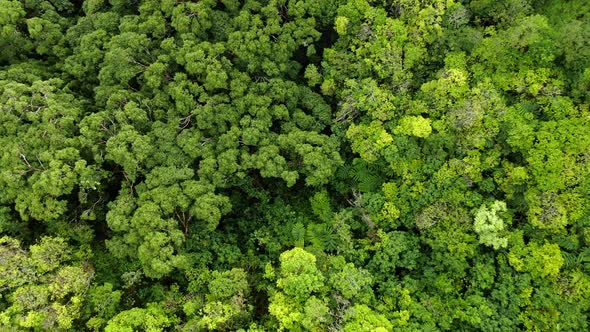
[{"x1": 1, "y1": 0, "x2": 589, "y2": 330}]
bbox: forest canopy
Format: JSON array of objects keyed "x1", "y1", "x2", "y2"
[{"x1": 1, "y1": 0, "x2": 589, "y2": 330}]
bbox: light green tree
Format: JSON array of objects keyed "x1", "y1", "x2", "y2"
[{"x1": 474, "y1": 200, "x2": 510, "y2": 250}]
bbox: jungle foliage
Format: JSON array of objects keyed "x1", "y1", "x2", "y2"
[{"x1": 1, "y1": 0, "x2": 590, "y2": 330}]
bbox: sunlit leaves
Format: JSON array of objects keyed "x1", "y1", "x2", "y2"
[
  {"x1": 0, "y1": 237, "x2": 93, "y2": 330},
  {"x1": 474, "y1": 200, "x2": 509, "y2": 250},
  {"x1": 105, "y1": 303, "x2": 174, "y2": 332}
]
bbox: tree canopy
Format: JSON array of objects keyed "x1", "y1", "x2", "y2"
[{"x1": 1, "y1": 0, "x2": 589, "y2": 330}]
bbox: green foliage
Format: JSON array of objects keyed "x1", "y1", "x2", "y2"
[
  {"x1": 343, "y1": 304, "x2": 392, "y2": 332},
  {"x1": 269, "y1": 248, "x2": 327, "y2": 331},
  {"x1": 1, "y1": 0, "x2": 589, "y2": 330},
  {"x1": 0, "y1": 236, "x2": 93, "y2": 330},
  {"x1": 474, "y1": 200, "x2": 510, "y2": 249},
  {"x1": 181, "y1": 268, "x2": 252, "y2": 330},
  {"x1": 394, "y1": 116, "x2": 433, "y2": 138},
  {"x1": 276, "y1": 248, "x2": 325, "y2": 303},
  {"x1": 105, "y1": 303, "x2": 174, "y2": 332},
  {"x1": 83, "y1": 283, "x2": 122, "y2": 331}
]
